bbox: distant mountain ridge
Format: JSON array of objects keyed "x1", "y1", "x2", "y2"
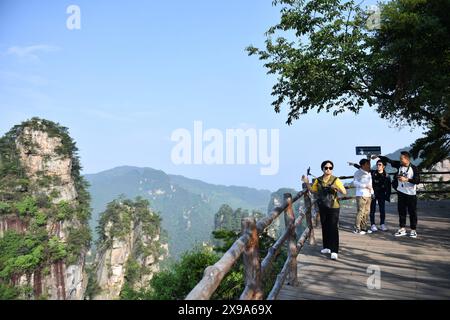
[{"x1": 84, "y1": 166, "x2": 271, "y2": 258}]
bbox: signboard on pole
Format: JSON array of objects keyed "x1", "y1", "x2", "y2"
[{"x1": 355, "y1": 146, "x2": 381, "y2": 156}]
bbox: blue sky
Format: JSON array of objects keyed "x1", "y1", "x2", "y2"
[{"x1": 0, "y1": 0, "x2": 424, "y2": 191}]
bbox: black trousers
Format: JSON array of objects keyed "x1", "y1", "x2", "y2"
[
  {"x1": 397, "y1": 192, "x2": 418, "y2": 230},
  {"x1": 319, "y1": 205, "x2": 340, "y2": 253},
  {"x1": 370, "y1": 197, "x2": 386, "y2": 225}
]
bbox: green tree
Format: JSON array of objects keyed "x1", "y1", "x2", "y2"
[
  {"x1": 214, "y1": 204, "x2": 234, "y2": 230},
  {"x1": 48, "y1": 236, "x2": 68, "y2": 262},
  {"x1": 0, "y1": 202, "x2": 12, "y2": 215},
  {"x1": 15, "y1": 196, "x2": 38, "y2": 217},
  {"x1": 247, "y1": 0, "x2": 450, "y2": 168},
  {"x1": 0, "y1": 283, "x2": 19, "y2": 300},
  {"x1": 145, "y1": 221, "x2": 287, "y2": 300},
  {"x1": 146, "y1": 247, "x2": 219, "y2": 300}
]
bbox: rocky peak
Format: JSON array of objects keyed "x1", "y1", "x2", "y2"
[
  {"x1": 15, "y1": 123, "x2": 77, "y2": 203},
  {"x1": 89, "y1": 197, "x2": 166, "y2": 300},
  {"x1": 0, "y1": 117, "x2": 91, "y2": 300}
]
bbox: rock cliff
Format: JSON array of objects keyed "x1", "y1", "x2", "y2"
[
  {"x1": 90, "y1": 197, "x2": 166, "y2": 300},
  {"x1": 0, "y1": 118, "x2": 91, "y2": 299}
]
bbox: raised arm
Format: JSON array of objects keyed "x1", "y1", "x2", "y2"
[
  {"x1": 301, "y1": 175, "x2": 314, "y2": 193},
  {"x1": 348, "y1": 161, "x2": 360, "y2": 170},
  {"x1": 377, "y1": 155, "x2": 401, "y2": 169}
]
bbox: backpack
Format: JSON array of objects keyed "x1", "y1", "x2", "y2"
[
  {"x1": 316, "y1": 176, "x2": 338, "y2": 209},
  {"x1": 392, "y1": 173, "x2": 399, "y2": 191}
]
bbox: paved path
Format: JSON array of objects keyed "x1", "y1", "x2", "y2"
[{"x1": 278, "y1": 200, "x2": 450, "y2": 300}]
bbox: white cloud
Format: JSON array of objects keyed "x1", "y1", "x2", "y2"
[{"x1": 5, "y1": 44, "x2": 61, "y2": 61}]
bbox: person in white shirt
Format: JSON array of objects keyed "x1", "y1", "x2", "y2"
[{"x1": 353, "y1": 159, "x2": 374, "y2": 234}]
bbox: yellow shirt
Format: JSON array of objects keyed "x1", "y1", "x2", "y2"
[{"x1": 311, "y1": 175, "x2": 344, "y2": 208}]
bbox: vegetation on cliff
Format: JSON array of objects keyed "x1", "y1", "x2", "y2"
[
  {"x1": 0, "y1": 118, "x2": 91, "y2": 299},
  {"x1": 87, "y1": 196, "x2": 165, "y2": 300}
]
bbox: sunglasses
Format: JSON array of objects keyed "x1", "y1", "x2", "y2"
[{"x1": 324, "y1": 166, "x2": 333, "y2": 170}]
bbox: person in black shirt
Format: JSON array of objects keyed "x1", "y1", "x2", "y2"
[{"x1": 369, "y1": 160, "x2": 391, "y2": 231}]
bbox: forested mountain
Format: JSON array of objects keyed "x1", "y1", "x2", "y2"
[{"x1": 85, "y1": 167, "x2": 271, "y2": 258}]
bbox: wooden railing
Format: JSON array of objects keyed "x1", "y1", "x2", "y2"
[
  {"x1": 338, "y1": 171, "x2": 450, "y2": 200},
  {"x1": 185, "y1": 189, "x2": 315, "y2": 300},
  {"x1": 185, "y1": 170, "x2": 449, "y2": 300}
]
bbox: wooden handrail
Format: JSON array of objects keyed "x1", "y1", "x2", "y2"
[
  {"x1": 267, "y1": 253, "x2": 292, "y2": 300},
  {"x1": 260, "y1": 228, "x2": 289, "y2": 280},
  {"x1": 240, "y1": 217, "x2": 263, "y2": 300},
  {"x1": 284, "y1": 194, "x2": 298, "y2": 286},
  {"x1": 268, "y1": 211, "x2": 313, "y2": 300},
  {"x1": 186, "y1": 189, "x2": 314, "y2": 300},
  {"x1": 256, "y1": 190, "x2": 306, "y2": 233},
  {"x1": 185, "y1": 233, "x2": 250, "y2": 300}
]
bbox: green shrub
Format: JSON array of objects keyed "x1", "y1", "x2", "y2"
[
  {"x1": 0, "y1": 202, "x2": 12, "y2": 215},
  {"x1": 35, "y1": 193, "x2": 51, "y2": 208},
  {"x1": 56, "y1": 201, "x2": 73, "y2": 221},
  {"x1": 0, "y1": 283, "x2": 19, "y2": 300},
  {"x1": 124, "y1": 258, "x2": 141, "y2": 284},
  {"x1": 146, "y1": 247, "x2": 219, "y2": 300},
  {"x1": 1, "y1": 245, "x2": 44, "y2": 278},
  {"x1": 34, "y1": 211, "x2": 47, "y2": 226},
  {"x1": 48, "y1": 236, "x2": 67, "y2": 261},
  {"x1": 84, "y1": 266, "x2": 101, "y2": 300},
  {"x1": 66, "y1": 226, "x2": 91, "y2": 265},
  {"x1": 15, "y1": 196, "x2": 38, "y2": 217}
]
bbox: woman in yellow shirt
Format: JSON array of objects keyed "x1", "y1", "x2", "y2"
[{"x1": 302, "y1": 160, "x2": 346, "y2": 260}]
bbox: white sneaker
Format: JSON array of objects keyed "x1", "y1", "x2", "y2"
[
  {"x1": 321, "y1": 248, "x2": 331, "y2": 254},
  {"x1": 353, "y1": 228, "x2": 366, "y2": 235},
  {"x1": 366, "y1": 229, "x2": 373, "y2": 234},
  {"x1": 331, "y1": 253, "x2": 338, "y2": 260},
  {"x1": 371, "y1": 224, "x2": 378, "y2": 232},
  {"x1": 380, "y1": 224, "x2": 388, "y2": 231},
  {"x1": 395, "y1": 228, "x2": 407, "y2": 237},
  {"x1": 409, "y1": 230, "x2": 417, "y2": 238}
]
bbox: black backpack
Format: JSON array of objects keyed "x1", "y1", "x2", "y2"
[
  {"x1": 316, "y1": 176, "x2": 338, "y2": 209},
  {"x1": 392, "y1": 173, "x2": 399, "y2": 191}
]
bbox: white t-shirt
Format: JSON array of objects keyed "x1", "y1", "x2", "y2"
[{"x1": 397, "y1": 165, "x2": 417, "y2": 196}]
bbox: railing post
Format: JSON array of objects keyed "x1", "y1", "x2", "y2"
[
  {"x1": 305, "y1": 193, "x2": 314, "y2": 245},
  {"x1": 240, "y1": 217, "x2": 262, "y2": 300},
  {"x1": 283, "y1": 193, "x2": 298, "y2": 286},
  {"x1": 302, "y1": 185, "x2": 316, "y2": 245}
]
